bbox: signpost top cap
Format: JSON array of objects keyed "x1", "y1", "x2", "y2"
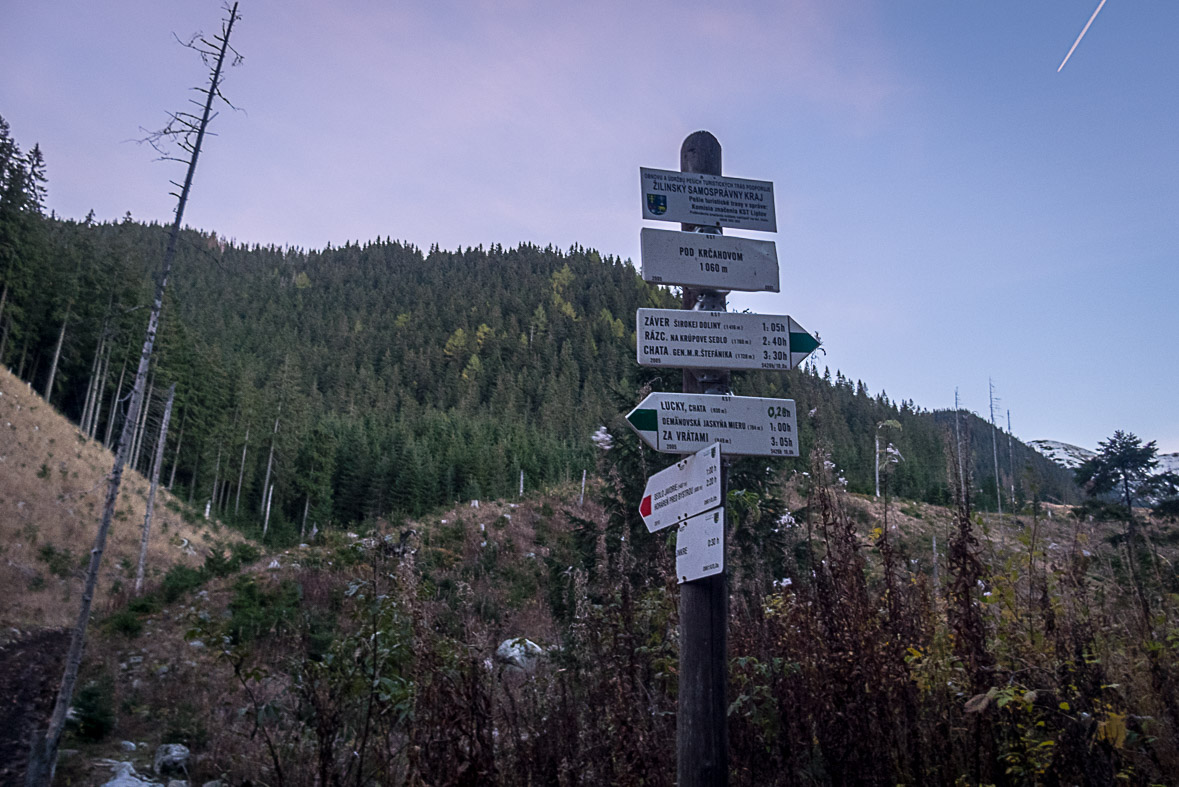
[{"x1": 681, "y1": 131, "x2": 721, "y2": 175}]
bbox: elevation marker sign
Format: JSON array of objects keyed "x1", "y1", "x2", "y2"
[
  {"x1": 640, "y1": 228, "x2": 779, "y2": 292},
  {"x1": 639, "y1": 443, "x2": 722, "y2": 533},
  {"x1": 676, "y1": 507, "x2": 725, "y2": 583},
  {"x1": 638, "y1": 309, "x2": 819, "y2": 371},
  {"x1": 640, "y1": 167, "x2": 776, "y2": 232},
  {"x1": 626, "y1": 392, "x2": 799, "y2": 457}
]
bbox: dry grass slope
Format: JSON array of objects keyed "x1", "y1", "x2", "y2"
[{"x1": 0, "y1": 365, "x2": 215, "y2": 632}]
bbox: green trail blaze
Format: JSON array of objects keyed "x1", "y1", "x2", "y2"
[
  {"x1": 789, "y1": 330, "x2": 820, "y2": 355},
  {"x1": 628, "y1": 408, "x2": 658, "y2": 432}
]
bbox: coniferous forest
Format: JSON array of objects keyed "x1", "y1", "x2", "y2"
[{"x1": 1, "y1": 115, "x2": 1076, "y2": 546}]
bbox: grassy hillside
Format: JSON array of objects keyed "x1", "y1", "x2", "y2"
[{"x1": 0, "y1": 364, "x2": 223, "y2": 632}]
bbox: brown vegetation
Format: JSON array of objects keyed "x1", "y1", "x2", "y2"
[
  {"x1": 0, "y1": 364, "x2": 216, "y2": 632},
  {"x1": 10, "y1": 384, "x2": 1179, "y2": 783}
]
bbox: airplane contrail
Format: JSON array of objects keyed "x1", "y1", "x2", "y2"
[{"x1": 1058, "y1": 0, "x2": 1109, "y2": 72}]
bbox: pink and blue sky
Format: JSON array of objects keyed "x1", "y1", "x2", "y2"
[{"x1": 3, "y1": 1, "x2": 1177, "y2": 452}]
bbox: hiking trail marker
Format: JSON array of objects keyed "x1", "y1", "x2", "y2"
[
  {"x1": 637, "y1": 309, "x2": 819, "y2": 371},
  {"x1": 640, "y1": 228, "x2": 779, "y2": 292},
  {"x1": 676, "y1": 507, "x2": 725, "y2": 584},
  {"x1": 626, "y1": 392, "x2": 799, "y2": 457},
  {"x1": 639, "y1": 443, "x2": 722, "y2": 533}
]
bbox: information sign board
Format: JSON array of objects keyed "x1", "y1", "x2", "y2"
[
  {"x1": 626, "y1": 393, "x2": 799, "y2": 457},
  {"x1": 639, "y1": 443, "x2": 721, "y2": 533},
  {"x1": 676, "y1": 507, "x2": 724, "y2": 583},
  {"x1": 640, "y1": 228, "x2": 779, "y2": 292},
  {"x1": 640, "y1": 167, "x2": 776, "y2": 232},
  {"x1": 637, "y1": 309, "x2": 819, "y2": 371}
]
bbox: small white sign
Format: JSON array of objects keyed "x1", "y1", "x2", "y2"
[
  {"x1": 637, "y1": 309, "x2": 819, "y2": 372},
  {"x1": 639, "y1": 443, "x2": 722, "y2": 533},
  {"x1": 640, "y1": 228, "x2": 779, "y2": 292},
  {"x1": 641, "y1": 167, "x2": 776, "y2": 232},
  {"x1": 676, "y1": 506, "x2": 724, "y2": 583}
]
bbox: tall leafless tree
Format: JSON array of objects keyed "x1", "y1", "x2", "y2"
[
  {"x1": 136, "y1": 383, "x2": 176, "y2": 594},
  {"x1": 25, "y1": 6, "x2": 242, "y2": 783}
]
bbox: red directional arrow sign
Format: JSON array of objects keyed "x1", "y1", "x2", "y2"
[{"x1": 639, "y1": 442, "x2": 722, "y2": 533}]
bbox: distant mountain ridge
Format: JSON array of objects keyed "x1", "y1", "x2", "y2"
[
  {"x1": 1030, "y1": 439, "x2": 1179, "y2": 475},
  {"x1": 1028, "y1": 440, "x2": 1095, "y2": 470}
]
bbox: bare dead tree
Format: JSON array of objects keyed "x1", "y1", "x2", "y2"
[
  {"x1": 25, "y1": 6, "x2": 242, "y2": 783},
  {"x1": 135, "y1": 383, "x2": 176, "y2": 594}
]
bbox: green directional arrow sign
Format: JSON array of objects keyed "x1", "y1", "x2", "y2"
[
  {"x1": 635, "y1": 310, "x2": 821, "y2": 372},
  {"x1": 628, "y1": 407, "x2": 658, "y2": 434},
  {"x1": 624, "y1": 392, "x2": 799, "y2": 456},
  {"x1": 787, "y1": 318, "x2": 820, "y2": 367}
]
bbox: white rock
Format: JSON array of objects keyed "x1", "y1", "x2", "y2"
[
  {"x1": 154, "y1": 743, "x2": 190, "y2": 777},
  {"x1": 495, "y1": 637, "x2": 543, "y2": 673},
  {"x1": 99, "y1": 760, "x2": 160, "y2": 787}
]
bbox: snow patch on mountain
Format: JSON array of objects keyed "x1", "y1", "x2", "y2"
[
  {"x1": 1031, "y1": 441, "x2": 1179, "y2": 476},
  {"x1": 1029, "y1": 440, "x2": 1095, "y2": 470}
]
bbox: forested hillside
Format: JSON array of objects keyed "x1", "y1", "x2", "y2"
[{"x1": 0, "y1": 116, "x2": 1077, "y2": 543}]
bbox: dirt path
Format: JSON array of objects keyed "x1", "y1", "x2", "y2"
[{"x1": 0, "y1": 629, "x2": 69, "y2": 784}]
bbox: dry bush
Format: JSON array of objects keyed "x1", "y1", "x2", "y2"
[{"x1": 59, "y1": 439, "x2": 1179, "y2": 785}]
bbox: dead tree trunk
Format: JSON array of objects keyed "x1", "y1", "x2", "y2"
[
  {"x1": 104, "y1": 355, "x2": 127, "y2": 449},
  {"x1": 0, "y1": 316, "x2": 9, "y2": 365},
  {"x1": 210, "y1": 444, "x2": 223, "y2": 513},
  {"x1": 135, "y1": 383, "x2": 175, "y2": 594},
  {"x1": 235, "y1": 425, "x2": 249, "y2": 517},
  {"x1": 90, "y1": 340, "x2": 112, "y2": 440},
  {"x1": 263, "y1": 483, "x2": 275, "y2": 539},
  {"x1": 168, "y1": 405, "x2": 185, "y2": 490},
  {"x1": 0, "y1": 285, "x2": 9, "y2": 362},
  {"x1": 80, "y1": 331, "x2": 102, "y2": 433},
  {"x1": 131, "y1": 376, "x2": 154, "y2": 471},
  {"x1": 43, "y1": 308, "x2": 69, "y2": 406},
  {"x1": 25, "y1": 7, "x2": 241, "y2": 783},
  {"x1": 260, "y1": 411, "x2": 280, "y2": 517}
]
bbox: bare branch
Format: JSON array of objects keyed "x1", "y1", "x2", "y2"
[{"x1": 136, "y1": 7, "x2": 243, "y2": 163}]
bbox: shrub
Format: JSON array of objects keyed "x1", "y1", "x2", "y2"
[
  {"x1": 1072, "y1": 498, "x2": 1129, "y2": 522},
  {"x1": 163, "y1": 701, "x2": 209, "y2": 749},
  {"x1": 161, "y1": 564, "x2": 204, "y2": 603},
  {"x1": 38, "y1": 544, "x2": 76, "y2": 578},
  {"x1": 104, "y1": 609, "x2": 143, "y2": 638},
  {"x1": 70, "y1": 677, "x2": 116, "y2": 741},
  {"x1": 128, "y1": 595, "x2": 161, "y2": 615},
  {"x1": 1155, "y1": 498, "x2": 1179, "y2": 520},
  {"x1": 226, "y1": 576, "x2": 301, "y2": 645},
  {"x1": 230, "y1": 541, "x2": 262, "y2": 566}
]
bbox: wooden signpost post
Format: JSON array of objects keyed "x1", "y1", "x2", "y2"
[{"x1": 628, "y1": 132, "x2": 817, "y2": 786}]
